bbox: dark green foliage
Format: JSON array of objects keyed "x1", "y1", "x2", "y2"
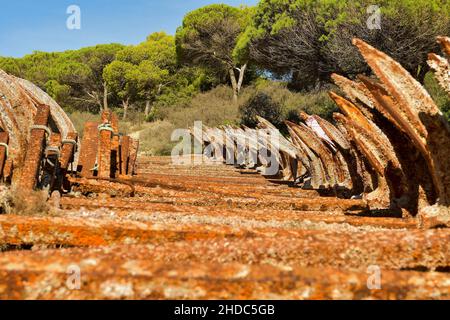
[
  {"x1": 239, "y1": 0, "x2": 450, "y2": 89},
  {"x1": 424, "y1": 72, "x2": 450, "y2": 123},
  {"x1": 240, "y1": 91, "x2": 283, "y2": 127},
  {"x1": 2, "y1": 1, "x2": 449, "y2": 155}
]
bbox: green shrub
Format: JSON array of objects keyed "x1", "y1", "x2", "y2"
[
  {"x1": 240, "y1": 91, "x2": 283, "y2": 127},
  {"x1": 240, "y1": 80, "x2": 338, "y2": 126},
  {"x1": 424, "y1": 72, "x2": 450, "y2": 123},
  {"x1": 294, "y1": 89, "x2": 338, "y2": 121}
]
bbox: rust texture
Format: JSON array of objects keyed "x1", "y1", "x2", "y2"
[
  {"x1": 0, "y1": 257, "x2": 448, "y2": 300},
  {"x1": 0, "y1": 70, "x2": 79, "y2": 168},
  {"x1": 128, "y1": 139, "x2": 139, "y2": 176},
  {"x1": 17, "y1": 105, "x2": 50, "y2": 190},
  {"x1": 0, "y1": 157, "x2": 449, "y2": 300},
  {"x1": 98, "y1": 127, "x2": 112, "y2": 179},
  {"x1": 352, "y1": 38, "x2": 450, "y2": 225},
  {"x1": 60, "y1": 132, "x2": 78, "y2": 171},
  {"x1": 77, "y1": 122, "x2": 99, "y2": 178},
  {"x1": 0, "y1": 69, "x2": 81, "y2": 193},
  {"x1": 0, "y1": 38, "x2": 450, "y2": 300},
  {"x1": 110, "y1": 113, "x2": 120, "y2": 178},
  {"x1": 0, "y1": 132, "x2": 9, "y2": 181},
  {"x1": 120, "y1": 136, "x2": 131, "y2": 175},
  {"x1": 75, "y1": 111, "x2": 138, "y2": 180},
  {"x1": 195, "y1": 37, "x2": 450, "y2": 224},
  {"x1": 43, "y1": 133, "x2": 62, "y2": 190}
]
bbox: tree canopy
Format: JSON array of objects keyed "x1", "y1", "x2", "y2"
[
  {"x1": 1, "y1": 0, "x2": 449, "y2": 125},
  {"x1": 103, "y1": 32, "x2": 175, "y2": 119},
  {"x1": 0, "y1": 44, "x2": 125, "y2": 112},
  {"x1": 238, "y1": 0, "x2": 450, "y2": 90},
  {"x1": 176, "y1": 4, "x2": 254, "y2": 101}
]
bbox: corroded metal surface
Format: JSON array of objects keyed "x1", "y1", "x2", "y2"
[
  {"x1": 0, "y1": 69, "x2": 81, "y2": 192},
  {"x1": 128, "y1": 139, "x2": 139, "y2": 176},
  {"x1": 353, "y1": 38, "x2": 450, "y2": 225},
  {"x1": 74, "y1": 111, "x2": 139, "y2": 179},
  {"x1": 437, "y1": 36, "x2": 450, "y2": 57},
  {"x1": 428, "y1": 53, "x2": 450, "y2": 96},
  {"x1": 77, "y1": 122, "x2": 99, "y2": 178},
  {"x1": 0, "y1": 70, "x2": 31, "y2": 163},
  {"x1": 0, "y1": 37, "x2": 450, "y2": 300},
  {"x1": 0, "y1": 70, "x2": 79, "y2": 165},
  {"x1": 17, "y1": 105, "x2": 50, "y2": 190},
  {"x1": 0, "y1": 157, "x2": 449, "y2": 300},
  {"x1": 98, "y1": 126, "x2": 112, "y2": 179},
  {"x1": 14, "y1": 76, "x2": 76, "y2": 139},
  {"x1": 353, "y1": 39, "x2": 450, "y2": 198},
  {"x1": 60, "y1": 132, "x2": 78, "y2": 171},
  {"x1": 110, "y1": 113, "x2": 120, "y2": 178},
  {"x1": 0, "y1": 257, "x2": 448, "y2": 300},
  {"x1": 120, "y1": 136, "x2": 131, "y2": 176},
  {"x1": 329, "y1": 92, "x2": 410, "y2": 211},
  {"x1": 2, "y1": 226, "x2": 446, "y2": 272},
  {"x1": 191, "y1": 37, "x2": 450, "y2": 220}
]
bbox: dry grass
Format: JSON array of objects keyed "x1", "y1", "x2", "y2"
[
  {"x1": 136, "y1": 86, "x2": 242, "y2": 155},
  {"x1": 137, "y1": 120, "x2": 177, "y2": 156},
  {"x1": 158, "y1": 85, "x2": 241, "y2": 129},
  {"x1": 136, "y1": 83, "x2": 339, "y2": 155},
  {"x1": 68, "y1": 83, "x2": 339, "y2": 156},
  {"x1": 0, "y1": 186, "x2": 52, "y2": 216},
  {"x1": 68, "y1": 111, "x2": 101, "y2": 138},
  {"x1": 249, "y1": 80, "x2": 338, "y2": 121},
  {"x1": 69, "y1": 109, "x2": 151, "y2": 141}
]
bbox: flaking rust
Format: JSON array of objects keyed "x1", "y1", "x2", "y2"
[
  {"x1": 98, "y1": 126, "x2": 113, "y2": 179},
  {"x1": 110, "y1": 113, "x2": 120, "y2": 178},
  {"x1": 0, "y1": 36, "x2": 449, "y2": 301},
  {"x1": 0, "y1": 69, "x2": 81, "y2": 194},
  {"x1": 188, "y1": 37, "x2": 450, "y2": 225},
  {"x1": 0, "y1": 154, "x2": 449, "y2": 299},
  {"x1": 73, "y1": 110, "x2": 139, "y2": 191},
  {"x1": 77, "y1": 122, "x2": 99, "y2": 179},
  {"x1": 60, "y1": 132, "x2": 78, "y2": 171},
  {"x1": 353, "y1": 38, "x2": 450, "y2": 226},
  {"x1": 285, "y1": 121, "x2": 327, "y2": 189},
  {"x1": 0, "y1": 68, "x2": 139, "y2": 200},
  {"x1": 128, "y1": 139, "x2": 140, "y2": 176},
  {"x1": 428, "y1": 53, "x2": 450, "y2": 96},
  {"x1": 120, "y1": 136, "x2": 131, "y2": 176},
  {"x1": 0, "y1": 157, "x2": 449, "y2": 300},
  {"x1": 17, "y1": 105, "x2": 51, "y2": 191},
  {"x1": 329, "y1": 92, "x2": 406, "y2": 210}
]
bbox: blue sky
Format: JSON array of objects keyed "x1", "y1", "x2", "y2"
[{"x1": 0, "y1": 0, "x2": 257, "y2": 57}]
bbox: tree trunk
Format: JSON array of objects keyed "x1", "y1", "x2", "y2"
[
  {"x1": 103, "y1": 82, "x2": 109, "y2": 111},
  {"x1": 236, "y1": 63, "x2": 248, "y2": 96},
  {"x1": 144, "y1": 100, "x2": 151, "y2": 118},
  {"x1": 229, "y1": 68, "x2": 238, "y2": 103},
  {"x1": 122, "y1": 99, "x2": 129, "y2": 121}
]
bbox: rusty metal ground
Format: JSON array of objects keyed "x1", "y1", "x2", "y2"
[{"x1": 0, "y1": 156, "x2": 449, "y2": 300}]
